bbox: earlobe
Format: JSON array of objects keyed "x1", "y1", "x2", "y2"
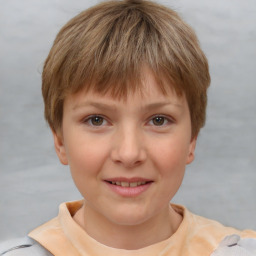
[
  {"x1": 52, "y1": 129, "x2": 68, "y2": 165},
  {"x1": 186, "y1": 137, "x2": 197, "y2": 164}
]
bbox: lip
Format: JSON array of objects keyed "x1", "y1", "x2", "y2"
[
  {"x1": 104, "y1": 177, "x2": 153, "y2": 197},
  {"x1": 105, "y1": 177, "x2": 153, "y2": 183}
]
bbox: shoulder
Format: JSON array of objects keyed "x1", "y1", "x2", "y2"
[
  {"x1": 189, "y1": 210, "x2": 256, "y2": 239},
  {"x1": 211, "y1": 234, "x2": 256, "y2": 256},
  {"x1": 179, "y1": 206, "x2": 256, "y2": 255},
  {"x1": 191, "y1": 212, "x2": 256, "y2": 255},
  {"x1": 0, "y1": 237, "x2": 53, "y2": 256}
]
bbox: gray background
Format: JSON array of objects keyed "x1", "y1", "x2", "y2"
[{"x1": 0, "y1": 0, "x2": 255, "y2": 241}]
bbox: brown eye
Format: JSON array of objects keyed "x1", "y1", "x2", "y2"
[
  {"x1": 152, "y1": 116, "x2": 165, "y2": 126},
  {"x1": 90, "y1": 116, "x2": 104, "y2": 126}
]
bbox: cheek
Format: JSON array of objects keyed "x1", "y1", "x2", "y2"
[
  {"x1": 150, "y1": 138, "x2": 190, "y2": 172},
  {"x1": 154, "y1": 141, "x2": 188, "y2": 197},
  {"x1": 65, "y1": 135, "x2": 111, "y2": 179}
]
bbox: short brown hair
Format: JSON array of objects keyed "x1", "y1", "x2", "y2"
[{"x1": 42, "y1": 0, "x2": 210, "y2": 138}]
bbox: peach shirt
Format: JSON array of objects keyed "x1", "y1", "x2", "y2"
[{"x1": 29, "y1": 201, "x2": 256, "y2": 256}]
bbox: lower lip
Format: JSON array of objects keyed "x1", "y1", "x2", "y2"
[{"x1": 105, "y1": 182, "x2": 152, "y2": 197}]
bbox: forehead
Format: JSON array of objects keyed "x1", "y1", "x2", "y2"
[
  {"x1": 65, "y1": 69, "x2": 186, "y2": 111},
  {"x1": 68, "y1": 65, "x2": 183, "y2": 102}
]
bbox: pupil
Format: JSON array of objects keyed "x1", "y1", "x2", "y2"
[
  {"x1": 92, "y1": 116, "x2": 103, "y2": 126},
  {"x1": 153, "y1": 117, "x2": 164, "y2": 126}
]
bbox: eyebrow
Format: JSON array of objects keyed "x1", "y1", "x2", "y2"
[
  {"x1": 143, "y1": 101, "x2": 182, "y2": 110},
  {"x1": 72, "y1": 101, "x2": 182, "y2": 111},
  {"x1": 73, "y1": 102, "x2": 118, "y2": 111}
]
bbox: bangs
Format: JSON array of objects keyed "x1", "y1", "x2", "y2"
[
  {"x1": 43, "y1": 0, "x2": 210, "y2": 137},
  {"x1": 52, "y1": 3, "x2": 188, "y2": 100}
]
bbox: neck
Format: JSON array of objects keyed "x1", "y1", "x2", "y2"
[{"x1": 73, "y1": 202, "x2": 182, "y2": 250}]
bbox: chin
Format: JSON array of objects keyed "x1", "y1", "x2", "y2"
[{"x1": 106, "y1": 207, "x2": 151, "y2": 226}]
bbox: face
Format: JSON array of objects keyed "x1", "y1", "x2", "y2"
[{"x1": 53, "y1": 70, "x2": 196, "y2": 228}]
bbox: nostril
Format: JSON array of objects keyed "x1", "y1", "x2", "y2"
[{"x1": 110, "y1": 135, "x2": 147, "y2": 167}]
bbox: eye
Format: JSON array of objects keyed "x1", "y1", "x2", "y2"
[
  {"x1": 149, "y1": 115, "x2": 171, "y2": 126},
  {"x1": 84, "y1": 115, "x2": 107, "y2": 126},
  {"x1": 152, "y1": 116, "x2": 165, "y2": 126}
]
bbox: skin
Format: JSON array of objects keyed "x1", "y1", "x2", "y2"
[{"x1": 53, "y1": 69, "x2": 197, "y2": 249}]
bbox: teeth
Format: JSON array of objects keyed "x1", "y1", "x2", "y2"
[
  {"x1": 121, "y1": 181, "x2": 129, "y2": 187},
  {"x1": 110, "y1": 181, "x2": 148, "y2": 187},
  {"x1": 130, "y1": 182, "x2": 138, "y2": 187}
]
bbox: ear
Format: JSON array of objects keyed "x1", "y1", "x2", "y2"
[
  {"x1": 186, "y1": 136, "x2": 197, "y2": 164},
  {"x1": 52, "y1": 129, "x2": 68, "y2": 165}
]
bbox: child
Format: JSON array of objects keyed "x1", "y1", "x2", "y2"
[{"x1": 1, "y1": 0, "x2": 255, "y2": 255}]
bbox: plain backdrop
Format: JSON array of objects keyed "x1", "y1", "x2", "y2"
[{"x1": 0, "y1": 0, "x2": 256, "y2": 241}]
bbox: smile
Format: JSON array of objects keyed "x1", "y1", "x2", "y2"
[
  {"x1": 108, "y1": 181, "x2": 148, "y2": 187},
  {"x1": 104, "y1": 178, "x2": 153, "y2": 197}
]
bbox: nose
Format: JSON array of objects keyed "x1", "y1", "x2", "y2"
[{"x1": 111, "y1": 125, "x2": 147, "y2": 168}]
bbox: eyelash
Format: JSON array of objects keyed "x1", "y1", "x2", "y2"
[
  {"x1": 83, "y1": 115, "x2": 109, "y2": 127},
  {"x1": 83, "y1": 114, "x2": 174, "y2": 128},
  {"x1": 148, "y1": 115, "x2": 173, "y2": 127}
]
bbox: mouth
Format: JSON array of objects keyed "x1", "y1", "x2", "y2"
[
  {"x1": 105, "y1": 180, "x2": 151, "y2": 187},
  {"x1": 104, "y1": 178, "x2": 153, "y2": 197}
]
